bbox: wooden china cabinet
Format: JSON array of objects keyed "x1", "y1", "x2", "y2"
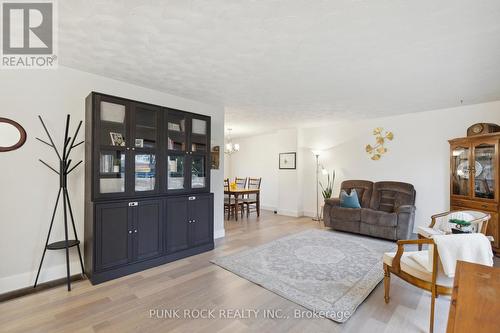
[
  {"x1": 84, "y1": 92, "x2": 214, "y2": 284},
  {"x1": 449, "y1": 133, "x2": 500, "y2": 255}
]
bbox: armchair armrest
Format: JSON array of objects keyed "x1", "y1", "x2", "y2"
[
  {"x1": 392, "y1": 239, "x2": 434, "y2": 273},
  {"x1": 324, "y1": 198, "x2": 341, "y2": 207}
]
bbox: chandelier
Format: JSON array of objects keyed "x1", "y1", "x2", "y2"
[{"x1": 225, "y1": 128, "x2": 240, "y2": 155}]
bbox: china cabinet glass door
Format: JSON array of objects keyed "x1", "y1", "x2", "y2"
[
  {"x1": 98, "y1": 99, "x2": 129, "y2": 196},
  {"x1": 451, "y1": 145, "x2": 471, "y2": 197},
  {"x1": 189, "y1": 116, "x2": 209, "y2": 191},
  {"x1": 166, "y1": 110, "x2": 188, "y2": 192},
  {"x1": 132, "y1": 104, "x2": 159, "y2": 194},
  {"x1": 472, "y1": 141, "x2": 497, "y2": 200}
]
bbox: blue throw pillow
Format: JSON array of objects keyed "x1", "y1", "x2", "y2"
[{"x1": 340, "y1": 189, "x2": 361, "y2": 208}]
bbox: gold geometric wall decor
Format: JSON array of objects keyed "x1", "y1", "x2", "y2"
[{"x1": 365, "y1": 127, "x2": 394, "y2": 160}]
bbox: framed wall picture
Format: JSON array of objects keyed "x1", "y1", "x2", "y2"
[
  {"x1": 211, "y1": 146, "x2": 220, "y2": 169},
  {"x1": 279, "y1": 152, "x2": 296, "y2": 169}
]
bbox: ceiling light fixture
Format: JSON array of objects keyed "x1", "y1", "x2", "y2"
[{"x1": 225, "y1": 128, "x2": 240, "y2": 155}]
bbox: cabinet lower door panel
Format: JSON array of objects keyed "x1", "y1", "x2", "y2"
[
  {"x1": 135, "y1": 200, "x2": 163, "y2": 260},
  {"x1": 190, "y1": 195, "x2": 213, "y2": 247},
  {"x1": 166, "y1": 197, "x2": 190, "y2": 252},
  {"x1": 96, "y1": 202, "x2": 131, "y2": 270}
]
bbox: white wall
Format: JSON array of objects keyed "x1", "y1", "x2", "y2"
[
  {"x1": 228, "y1": 101, "x2": 500, "y2": 228},
  {"x1": 225, "y1": 128, "x2": 302, "y2": 216},
  {"x1": 0, "y1": 66, "x2": 225, "y2": 293}
]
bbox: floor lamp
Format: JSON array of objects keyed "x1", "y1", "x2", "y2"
[{"x1": 312, "y1": 151, "x2": 321, "y2": 221}]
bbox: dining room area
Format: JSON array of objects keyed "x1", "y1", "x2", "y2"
[{"x1": 224, "y1": 177, "x2": 262, "y2": 221}]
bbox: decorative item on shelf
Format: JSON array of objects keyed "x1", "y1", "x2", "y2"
[
  {"x1": 467, "y1": 123, "x2": 500, "y2": 136},
  {"x1": 135, "y1": 138, "x2": 144, "y2": 148},
  {"x1": 224, "y1": 128, "x2": 239, "y2": 155},
  {"x1": 230, "y1": 181, "x2": 237, "y2": 191},
  {"x1": 320, "y1": 170, "x2": 335, "y2": 199},
  {"x1": 366, "y1": 127, "x2": 393, "y2": 160},
  {"x1": 0, "y1": 117, "x2": 27, "y2": 152},
  {"x1": 456, "y1": 160, "x2": 483, "y2": 179},
  {"x1": 211, "y1": 145, "x2": 220, "y2": 169},
  {"x1": 109, "y1": 132, "x2": 125, "y2": 146},
  {"x1": 34, "y1": 114, "x2": 85, "y2": 291},
  {"x1": 168, "y1": 122, "x2": 181, "y2": 131},
  {"x1": 279, "y1": 152, "x2": 296, "y2": 169}
]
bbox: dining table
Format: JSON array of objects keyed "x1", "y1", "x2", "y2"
[{"x1": 224, "y1": 188, "x2": 260, "y2": 221}]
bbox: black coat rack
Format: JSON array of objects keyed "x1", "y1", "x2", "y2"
[{"x1": 34, "y1": 114, "x2": 85, "y2": 291}]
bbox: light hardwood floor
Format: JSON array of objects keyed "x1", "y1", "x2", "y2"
[{"x1": 1, "y1": 211, "x2": 454, "y2": 333}]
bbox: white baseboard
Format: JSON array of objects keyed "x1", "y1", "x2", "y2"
[
  {"x1": 277, "y1": 209, "x2": 303, "y2": 217},
  {"x1": 260, "y1": 205, "x2": 276, "y2": 212},
  {"x1": 0, "y1": 260, "x2": 83, "y2": 294},
  {"x1": 302, "y1": 210, "x2": 316, "y2": 218},
  {"x1": 214, "y1": 228, "x2": 225, "y2": 239}
]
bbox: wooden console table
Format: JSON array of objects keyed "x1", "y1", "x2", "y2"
[{"x1": 447, "y1": 261, "x2": 499, "y2": 333}]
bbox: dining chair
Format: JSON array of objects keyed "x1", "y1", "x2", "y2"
[
  {"x1": 235, "y1": 177, "x2": 248, "y2": 189},
  {"x1": 224, "y1": 178, "x2": 244, "y2": 219},
  {"x1": 243, "y1": 177, "x2": 261, "y2": 217},
  {"x1": 383, "y1": 223, "x2": 491, "y2": 333}
]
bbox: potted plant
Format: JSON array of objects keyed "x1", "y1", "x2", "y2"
[{"x1": 320, "y1": 170, "x2": 335, "y2": 199}]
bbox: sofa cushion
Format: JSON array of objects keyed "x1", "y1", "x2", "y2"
[
  {"x1": 339, "y1": 180, "x2": 373, "y2": 208},
  {"x1": 361, "y1": 208, "x2": 398, "y2": 227},
  {"x1": 332, "y1": 206, "x2": 361, "y2": 222},
  {"x1": 360, "y1": 223, "x2": 397, "y2": 240},
  {"x1": 340, "y1": 189, "x2": 361, "y2": 208},
  {"x1": 370, "y1": 181, "x2": 416, "y2": 213},
  {"x1": 330, "y1": 219, "x2": 360, "y2": 234}
]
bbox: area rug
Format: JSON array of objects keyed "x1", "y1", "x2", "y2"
[{"x1": 211, "y1": 229, "x2": 395, "y2": 323}]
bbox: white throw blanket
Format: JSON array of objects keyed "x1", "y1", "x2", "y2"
[{"x1": 432, "y1": 233, "x2": 493, "y2": 277}]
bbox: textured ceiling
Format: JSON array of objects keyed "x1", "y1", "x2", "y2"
[{"x1": 59, "y1": 0, "x2": 500, "y2": 137}]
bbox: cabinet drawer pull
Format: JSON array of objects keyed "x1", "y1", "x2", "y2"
[
  {"x1": 189, "y1": 196, "x2": 196, "y2": 201},
  {"x1": 128, "y1": 202, "x2": 138, "y2": 207},
  {"x1": 134, "y1": 229, "x2": 138, "y2": 233},
  {"x1": 128, "y1": 230, "x2": 132, "y2": 234}
]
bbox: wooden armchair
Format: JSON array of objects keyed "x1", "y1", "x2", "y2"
[
  {"x1": 417, "y1": 210, "x2": 490, "y2": 250},
  {"x1": 384, "y1": 238, "x2": 451, "y2": 333},
  {"x1": 384, "y1": 227, "x2": 492, "y2": 333}
]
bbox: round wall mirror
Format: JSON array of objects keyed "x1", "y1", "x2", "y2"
[{"x1": 0, "y1": 117, "x2": 27, "y2": 152}]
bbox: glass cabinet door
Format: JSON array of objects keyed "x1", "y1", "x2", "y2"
[
  {"x1": 191, "y1": 155, "x2": 207, "y2": 189},
  {"x1": 135, "y1": 153, "x2": 156, "y2": 192},
  {"x1": 99, "y1": 150, "x2": 126, "y2": 194},
  {"x1": 98, "y1": 99, "x2": 128, "y2": 196},
  {"x1": 167, "y1": 111, "x2": 187, "y2": 152},
  {"x1": 167, "y1": 154, "x2": 186, "y2": 191},
  {"x1": 473, "y1": 142, "x2": 496, "y2": 200},
  {"x1": 99, "y1": 100, "x2": 127, "y2": 147},
  {"x1": 451, "y1": 145, "x2": 470, "y2": 197},
  {"x1": 133, "y1": 105, "x2": 158, "y2": 149},
  {"x1": 132, "y1": 104, "x2": 159, "y2": 193},
  {"x1": 190, "y1": 117, "x2": 208, "y2": 153}
]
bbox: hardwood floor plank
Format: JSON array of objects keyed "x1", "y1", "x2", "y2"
[{"x1": 0, "y1": 210, "x2": 466, "y2": 332}]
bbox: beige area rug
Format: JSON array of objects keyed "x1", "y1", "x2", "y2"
[{"x1": 211, "y1": 229, "x2": 395, "y2": 322}]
